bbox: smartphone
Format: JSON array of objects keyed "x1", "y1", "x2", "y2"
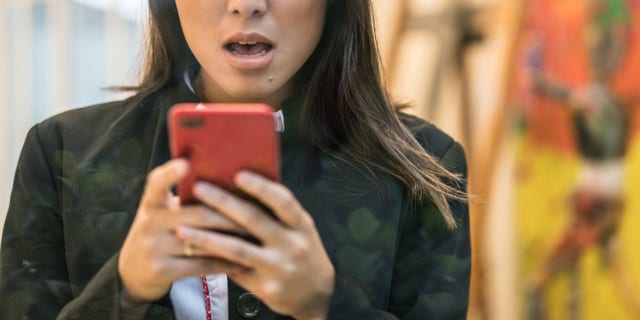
[{"x1": 168, "y1": 103, "x2": 281, "y2": 205}]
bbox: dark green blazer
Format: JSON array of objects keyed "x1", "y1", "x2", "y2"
[{"x1": 1, "y1": 83, "x2": 470, "y2": 319}]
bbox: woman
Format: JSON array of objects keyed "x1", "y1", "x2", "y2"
[{"x1": 0, "y1": 0, "x2": 471, "y2": 319}]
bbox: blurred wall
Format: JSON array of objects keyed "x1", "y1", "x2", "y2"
[
  {"x1": 0, "y1": 0, "x2": 143, "y2": 236},
  {"x1": 376, "y1": 1, "x2": 520, "y2": 318}
]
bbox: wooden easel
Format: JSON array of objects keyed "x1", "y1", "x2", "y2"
[{"x1": 377, "y1": 0, "x2": 528, "y2": 318}]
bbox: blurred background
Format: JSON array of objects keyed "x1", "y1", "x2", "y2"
[{"x1": 1, "y1": 0, "x2": 639, "y2": 319}]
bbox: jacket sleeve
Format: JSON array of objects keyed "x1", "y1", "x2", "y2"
[
  {"x1": 0, "y1": 125, "x2": 155, "y2": 319},
  {"x1": 326, "y1": 141, "x2": 471, "y2": 319}
]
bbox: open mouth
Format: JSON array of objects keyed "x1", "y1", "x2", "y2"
[
  {"x1": 222, "y1": 33, "x2": 276, "y2": 70},
  {"x1": 225, "y1": 41, "x2": 273, "y2": 57}
]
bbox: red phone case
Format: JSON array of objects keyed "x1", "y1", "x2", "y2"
[{"x1": 168, "y1": 103, "x2": 281, "y2": 204}]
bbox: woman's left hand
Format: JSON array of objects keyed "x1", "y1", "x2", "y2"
[{"x1": 175, "y1": 171, "x2": 335, "y2": 320}]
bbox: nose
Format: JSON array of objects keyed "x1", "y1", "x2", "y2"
[{"x1": 227, "y1": 0, "x2": 268, "y2": 18}]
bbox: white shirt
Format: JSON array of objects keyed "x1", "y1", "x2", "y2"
[{"x1": 171, "y1": 275, "x2": 229, "y2": 320}]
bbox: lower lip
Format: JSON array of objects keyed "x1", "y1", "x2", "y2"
[{"x1": 223, "y1": 47, "x2": 276, "y2": 71}]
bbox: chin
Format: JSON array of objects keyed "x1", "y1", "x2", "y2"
[
  {"x1": 227, "y1": 89, "x2": 270, "y2": 100},
  {"x1": 226, "y1": 83, "x2": 282, "y2": 101},
  {"x1": 202, "y1": 69, "x2": 292, "y2": 105}
]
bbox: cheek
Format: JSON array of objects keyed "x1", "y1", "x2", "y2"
[
  {"x1": 175, "y1": 1, "x2": 225, "y2": 51},
  {"x1": 278, "y1": 2, "x2": 327, "y2": 55},
  {"x1": 272, "y1": 0, "x2": 326, "y2": 28}
]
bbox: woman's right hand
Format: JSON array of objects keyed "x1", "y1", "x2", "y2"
[{"x1": 117, "y1": 159, "x2": 247, "y2": 302}]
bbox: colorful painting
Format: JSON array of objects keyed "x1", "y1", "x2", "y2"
[{"x1": 510, "y1": 0, "x2": 640, "y2": 319}]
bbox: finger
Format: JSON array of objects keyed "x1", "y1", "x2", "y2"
[
  {"x1": 137, "y1": 228, "x2": 207, "y2": 258},
  {"x1": 193, "y1": 182, "x2": 282, "y2": 242},
  {"x1": 163, "y1": 257, "x2": 250, "y2": 280},
  {"x1": 176, "y1": 226, "x2": 275, "y2": 269},
  {"x1": 168, "y1": 195, "x2": 181, "y2": 210},
  {"x1": 234, "y1": 171, "x2": 310, "y2": 230},
  {"x1": 143, "y1": 159, "x2": 189, "y2": 207},
  {"x1": 178, "y1": 205, "x2": 248, "y2": 235}
]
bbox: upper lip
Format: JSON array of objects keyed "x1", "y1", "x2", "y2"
[{"x1": 224, "y1": 32, "x2": 274, "y2": 46}]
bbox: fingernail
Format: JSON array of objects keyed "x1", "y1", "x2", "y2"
[
  {"x1": 194, "y1": 182, "x2": 223, "y2": 197},
  {"x1": 175, "y1": 159, "x2": 189, "y2": 174},
  {"x1": 236, "y1": 171, "x2": 253, "y2": 185},
  {"x1": 193, "y1": 182, "x2": 207, "y2": 194}
]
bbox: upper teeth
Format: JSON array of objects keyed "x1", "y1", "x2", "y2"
[{"x1": 238, "y1": 41, "x2": 258, "y2": 45}]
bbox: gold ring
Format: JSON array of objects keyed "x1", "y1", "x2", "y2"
[{"x1": 183, "y1": 242, "x2": 195, "y2": 257}]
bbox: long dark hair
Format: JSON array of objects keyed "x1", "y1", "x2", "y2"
[{"x1": 132, "y1": 0, "x2": 466, "y2": 227}]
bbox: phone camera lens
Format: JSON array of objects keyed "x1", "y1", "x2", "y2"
[{"x1": 179, "y1": 118, "x2": 204, "y2": 128}]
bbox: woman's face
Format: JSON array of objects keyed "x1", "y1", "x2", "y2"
[{"x1": 175, "y1": 0, "x2": 327, "y2": 107}]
